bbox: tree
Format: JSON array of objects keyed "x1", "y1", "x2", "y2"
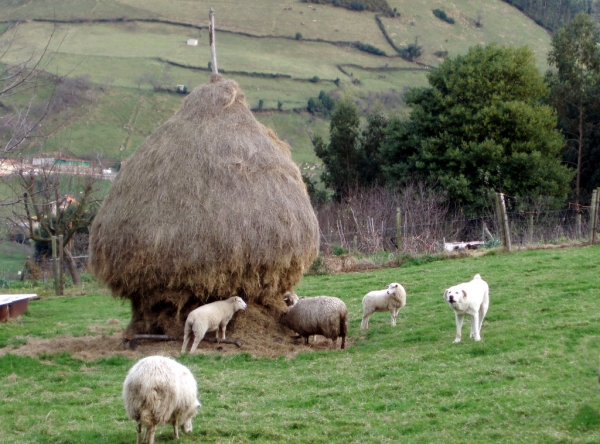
[
  {"x1": 546, "y1": 12, "x2": 600, "y2": 205},
  {"x1": 358, "y1": 106, "x2": 388, "y2": 187},
  {"x1": 1, "y1": 24, "x2": 58, "y2": 158},
  {"x1": 1, "y1": 24, "x2": 103, "y2": 285},
  {"x1": 7, "y1": 167, "x2": 101, "y2": 285},
  {"x1": 313, "y1": 97, "x2": 361, "y2": 199},
  {"x1": 381, "y1": 44, "x2": 573, "y2": 214}
]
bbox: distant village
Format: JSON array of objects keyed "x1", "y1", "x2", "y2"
[{"x1": 0, "y1": 156, "x2": 117, "y2": 180}]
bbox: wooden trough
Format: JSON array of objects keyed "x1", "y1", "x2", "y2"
[{"x1": 0, "y1": 294, "x2": 39, "y2": 322}]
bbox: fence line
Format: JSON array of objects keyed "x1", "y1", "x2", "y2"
[{"x1": 317, "y1": 205, "x2": 599, "y2": 256}]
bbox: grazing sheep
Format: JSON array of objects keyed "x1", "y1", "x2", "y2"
[
  {"x1": 279, "y1": 295, "x2": 348, "y2": 349},
  {"x1": 122, "y1": 356, "x2": 201, "y2": 444},
  {"x1": 181, "y1": 296, "x2": 247, "y2": 354},
  {"x1": 361, "y1": 283, "x2": 407, "y2": 330}
]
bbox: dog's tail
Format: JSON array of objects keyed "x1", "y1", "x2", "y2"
[{"x1": 473, "y1": 274, "x2": 482, "y2": 280}]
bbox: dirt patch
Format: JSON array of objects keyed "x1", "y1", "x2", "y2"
[{"x1": 0, "y1": 304, "x2": 348, "y2": 361}]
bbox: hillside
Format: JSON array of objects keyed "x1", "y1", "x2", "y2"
[{"x1": 0, "y1": 0, "x2": 552, "y2": 171}]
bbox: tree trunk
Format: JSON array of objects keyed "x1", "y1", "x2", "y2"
[
  {"x1": 63, "y1": 248, "x2": 81, "y2": 285},
  {"x1": 577, "y1": 102, "x2": 583, "y2": 205}
]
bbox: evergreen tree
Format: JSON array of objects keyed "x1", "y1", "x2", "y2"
[
  {"x1": 381, "y1": 44, "x2": 572, "y2": 214},
  {"x1": 547, "y1": 12, "x2": 600, "y2": 204},
  {"x1": 313, "y1": 97, "x2": 361, "y2": 199}
]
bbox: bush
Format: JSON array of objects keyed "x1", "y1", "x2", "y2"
[
  {"x1": 332, "y1": 244, "x2": 348, "y2": 256},
  {"x1": 399, "y1": 38, "x2": 422, "y2": 62},
  {"x1": 295, "y1": 32, "x2": 302, "y2": 40},
  {"x1": 350, "y1": 2, "x2": 365, "y2": 11},
  {"x1": 432, "y1": 9, "x2": 455, "y2": 24},
  {"x1": 434, "y1": 50, "x2": 449, "y2": 58},
  {"x1": 355, "y1": 42, "x2": 386, "y2": 56},
  {"x1": 0, "y1": 276, "x2": 11, "y2": 289},
  {"x1": 309, "y1": 76, "x2": 320, "y2": 83}
]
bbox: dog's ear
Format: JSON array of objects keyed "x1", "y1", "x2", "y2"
[
  {"x1": 443, "y1": 289, "x2": 448, "y2": 299},
  {"x1": 462, "y1": 289, "x2": 467, "y2": 298}
]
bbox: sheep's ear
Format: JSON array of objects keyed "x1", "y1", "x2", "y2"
[{"x1": 462, "y1": 289, "x2": 467, "y2": 298}]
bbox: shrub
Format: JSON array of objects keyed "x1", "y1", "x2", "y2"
[
  {"x1": 434, "y1": 50, "x2": 449, "y2": 58},
  {"x1": 295, "y1": 32, "x2": 303, "y2": 40},
  {"x1": 309, "y1": 76, "x2": 320, "y2": 83},
  {"x1": 355, "y1": 42, "x2": 386, "y2": 56},
  {"x1": 350, "y1": 2, "x2": 366, "y2": 11},
  {"x1": 432, "y1": 9, "x2": 455, "y2": 24},
  {"x1": 332, "y1": 244, "x2": 348, "y2": 256},
  {"x1": 399, "y1": 38, "x2": 422, "y2": 62}
]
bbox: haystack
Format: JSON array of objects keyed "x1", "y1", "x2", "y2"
[{"x1": 89, "y1": 74, "x2": 319, "y2": 338}]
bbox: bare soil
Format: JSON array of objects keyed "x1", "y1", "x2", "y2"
[{"x1": 0, "y1": 304, "x2": 348, "y2": 361}]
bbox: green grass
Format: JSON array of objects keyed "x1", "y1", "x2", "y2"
[
  {"x1": 384, "y1": 0, "x2": 552, "y2": 68},
  {"x1": 0, "y1": 0, "x2": 552, "y2": 169},
  {"x1": 1, "y1": 246, "x2": 599, "y2": 443},
  {"x1": 0, "y1": 242, "x2": 33, "y2": 276}
]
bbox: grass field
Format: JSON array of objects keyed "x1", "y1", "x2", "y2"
[
  {"x1": 0, "y1": 0, "x2": 552, "y2": 170},
  {"x1": 0, "y1": 246, "x2": 599, "y2": 443}
]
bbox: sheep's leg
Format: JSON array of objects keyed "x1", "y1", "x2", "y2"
[
  {"x1": 304, "y1": 336, "x2": 309, "y2": 345},
  {"x1": 181, "y1": 321, "x2": 192, "y2": 353},
  {"x1": 189, "y1": 326, "x2": 206, "y2": 353},
  {"x1": 453, "y1": 313, "x2": 464, "y2": 343},
  {"x1": 341, "y1": 335, "x2": 346, "y2": 349},
  {"x1": 136, "y1": 422, "x2": 142, "y2": 444},
  {"x1": 361, "y1": 313, "x2": 371, "y2": 330},
  {"x1": 173, "y1": 421, "x2": 179, "y2": 440},
  {"x1": 219, "y1": 322, "x2": 227, "y2": 342},
  {"x1": 390, "y1": 309, "x2": 396, "y2": 327},
  {"x1": 147, "y1": 425, "x2": 156, "y2": 444}
]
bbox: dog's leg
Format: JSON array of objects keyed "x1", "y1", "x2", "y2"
[
  {"x1": 479, "y1": 292, "x2": 490, "y2": 334},
  {"x1": 454, "y1": 313, "x2": 464, "y2": 343},
  {"x1": 471, "y1": 312, "x2": 481, "y2": 341}
]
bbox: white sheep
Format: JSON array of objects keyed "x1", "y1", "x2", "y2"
[
  {"x1": 181, "y1": 296, "x2": 247, "y2": 354},
  {"x1": 122, "y1": 356, "x2": 201, "y2": 444},
  {"x1": 283, "y1": 291, "x2": 300, "y2": 307},
  {"x1": 279, "y1": 294, "x2": 348, "y2": 349},
  {"x1": 361, "y1": 282, "x2": 407, "y2": 329}
]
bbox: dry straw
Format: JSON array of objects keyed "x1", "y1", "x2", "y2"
[{"x1": 89, "y1": 74, "x2": 319, "y2": 337}]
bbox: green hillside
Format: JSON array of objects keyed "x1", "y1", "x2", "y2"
[{"x1": 0, "y1": 0, "x2": 552, "y2": 170}]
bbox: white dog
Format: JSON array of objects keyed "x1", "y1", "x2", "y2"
[{"x1": 443, "y1": 274, "x2": 489, "y2": 343}]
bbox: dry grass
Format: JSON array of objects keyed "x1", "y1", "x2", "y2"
[{"x1": 90, "y1": 74, "x2": 319, "y2": 337}]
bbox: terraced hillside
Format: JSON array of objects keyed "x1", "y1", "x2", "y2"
[{"x1": 0, "y1": 0, "x2": 551, "y2": 170}]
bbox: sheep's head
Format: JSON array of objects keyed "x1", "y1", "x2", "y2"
[
  {"x1": 182, "y1": 400, "x2": 201, "y2": 433},
  {"x1": 278, "y1": 311, "x2": 291, "y2": 327},
  {"x1": 230, "y1": 296, "x2": 247, "y2": 311},
  {"x1": 283, "y1": 292, "x2": 300, "y2": 307},
  {"x1": 386, "y1": 283, "x2": 401, "y2": 295}
]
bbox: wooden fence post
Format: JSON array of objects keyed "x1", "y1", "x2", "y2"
[
  {"x1": 589, "y1": 188, "x2": 598, "y2": 244},
  {"x1": 58, "y1": 234, "x2": 64, "y2": 295},
  {"x1": 576, "y1": 212, "x2": 582, "y2": 239},
  {"x1": 51, "y1": 235, "x2": 59, "y2": 296},
  {"x1": 396, "y1": 207, "x2": 402, "y2": 262},
  {"x1": 591, "y1": 188, "x2": 600, "y2": 245},
  {"x1": 495, "y1": 193, "x2": 511, "y2": 251},
  {"x1": 528, "y1": 213, "x2": 534, "y2": 244}
]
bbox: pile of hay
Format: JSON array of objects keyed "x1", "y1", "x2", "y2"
[{"x1": 89, "y1": 74, "x2": 319, "y2": 338}]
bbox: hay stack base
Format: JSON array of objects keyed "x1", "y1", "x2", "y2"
[{"x1": 89, "y1": 75, "x2": 319, "y2": 337}]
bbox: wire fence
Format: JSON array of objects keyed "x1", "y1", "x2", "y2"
[{"x1": 316, "y1": 191, "x2": 599, "y2": 256}]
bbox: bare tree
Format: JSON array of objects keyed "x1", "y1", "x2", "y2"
[
  {"x1": 0, "y1": 23, "x2": 61, "y2": 158},
  {"x1": 6, "y1": 165, "x2": 102, "y2": 284}
]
